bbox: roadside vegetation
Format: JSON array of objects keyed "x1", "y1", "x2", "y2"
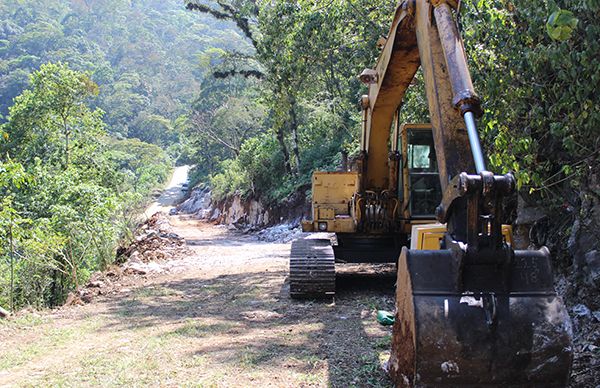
[
  {"x1": 0, "y1": 0, "x2": 250, "y2": 310},
  {"x1": 0, "y1": 63, "x2": 171, "y2": 310}
]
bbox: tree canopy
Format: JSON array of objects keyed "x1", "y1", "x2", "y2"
[
  {"x1": 0, "y1": 0, "x2": 251, "y2": 149},
  {"x1": 0, "y1": 63, "x2": 173, "y2": 309}
]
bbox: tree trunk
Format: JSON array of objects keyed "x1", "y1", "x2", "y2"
[
  {"x1": 9, "y1": 221, "x2": 14, "y2": 312},
  {"x1": 65, "y1": 131, "x2": 69, "y2": 168},
  {"x1": 276, "y1": 126, "x2": 292, "y2": 175},
  {"x1": 341, "y1": 150, "x2": 349, "y2": 172},
  {"x1": 328, "y1": 51, "x2": 344, "y2": 100},
  {"x1": 289, "y1": 94, "x2": 301, "y2": 175},
  {"x1": 63, "y1": 118, "x2": 70, "y2": 169},
  {"x1": 50, "y1": 269, "x2": 59, "y2": 306}
]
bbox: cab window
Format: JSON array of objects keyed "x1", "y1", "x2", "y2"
[{"x1": 407, "y1": 129, "x2": 442, "y2": 218}]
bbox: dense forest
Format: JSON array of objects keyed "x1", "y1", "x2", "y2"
[{"x1": 1, "y1": 0, "x2": 599, "y2": 311}]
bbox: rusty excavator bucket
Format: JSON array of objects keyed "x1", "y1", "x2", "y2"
[{"x1": 388, "y1": 172, "x2": 573, "y2": 386}]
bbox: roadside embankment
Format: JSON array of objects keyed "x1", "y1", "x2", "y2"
[{"x1": 178, "y1": 186, "x2": 308, "y2": 234}]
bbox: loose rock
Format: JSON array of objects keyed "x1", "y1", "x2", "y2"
[{"x1": 572, "y1": 304, "x2": 591, "y2": 317}]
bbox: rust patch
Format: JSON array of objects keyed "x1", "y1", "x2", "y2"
[{"x1": 388, "y1": 248, "x2": 416, "y2": 387}]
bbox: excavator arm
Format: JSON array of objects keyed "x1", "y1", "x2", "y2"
[
  {"x1": 294, "y1": 3, "x2": 573, "y2": 383},
  {"x1": 358, "y1": 0, "x2": 574, "y2": 386},
  {"x1": 359, "y1": 0, "x2": 476, "y2": 193}
]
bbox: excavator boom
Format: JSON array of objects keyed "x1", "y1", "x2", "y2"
[
  {"x1": 360, "y1": 0, "x2": 475, "y2": 192},
  {"x1": 374, "y1": 1, "x2": 574, "y2": 386}
]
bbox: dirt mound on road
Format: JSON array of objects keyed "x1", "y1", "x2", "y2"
[
  {"x1": 117, "y1": 212, "x2": 193, "y2": 267},
  {"x1": 66, "y1": 212, "x2": 194, "y2": 306}
]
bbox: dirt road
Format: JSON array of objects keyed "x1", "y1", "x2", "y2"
[
  {"x1": 144, "y1": 165, "x2": 190, "y2": 218},
  {"x1": 0, "y1": 196, "x2": 396, "y2": 387}
]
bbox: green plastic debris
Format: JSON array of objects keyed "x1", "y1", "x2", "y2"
[{"x1": 376, "y1": 310, "x2": 395, "y2": 326}]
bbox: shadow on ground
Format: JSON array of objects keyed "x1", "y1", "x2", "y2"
[{"x1": 102, "y1": 268, "x2": 396, "y2": 387}]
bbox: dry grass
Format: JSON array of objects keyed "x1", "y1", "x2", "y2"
[{"x1": 0, "y1": 220, "x2": 396, "y2": 387}]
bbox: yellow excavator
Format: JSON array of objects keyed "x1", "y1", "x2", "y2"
[{"x1": 290, "y1": 0, "x2": 573, "y2": 385}]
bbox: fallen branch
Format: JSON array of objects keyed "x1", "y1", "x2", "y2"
[{"x1": 0, "y1": 306, "x2": 10, "y2": 319}]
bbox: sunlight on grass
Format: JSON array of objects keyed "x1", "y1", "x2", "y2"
[
  {"x1": 0, "y1": 321, "x2": 97, "y2": 371},
  {"x1": 162, "y1": 318, "x2": 238, "y2": 339},
  {"x1": 0, "y1": 313, "x2": 48, "y2": 329},
  {"x1": 133, "y1": 285, "x2": 183, "y2": 298}
]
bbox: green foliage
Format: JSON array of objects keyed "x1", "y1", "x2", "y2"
[
  {"x1": 238, "y1": 134, "x2": 287, "y2": 200},
  {"x1": 546, "y1": 9, "x2": 578, "y2": 41},
  {"x1": 0, "y1": 63, "x2": 171, "y2": 310},
  {"x1": 2, "y1": 62, "x2": 103, "y2": 168},
  {"x1": 186, "y1": 73, "x2": 266, "y2": 183},
  {"x1": 462, "y1": 0, "x2": 599, "y2": 206},
  {"x1": 104, "y1": 137, "x2": 172, "y2": 195},
  {"x1": 209, "y1": 159, "x2": 251, "y2": 201},
  {"x1": 188, "y1": 0, "x2": 393, "y2": 202},
  {"x1": 0, "y1": 0, "x2": 252, "y2": 146}
]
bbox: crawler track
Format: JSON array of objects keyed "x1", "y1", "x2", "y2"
[{"x1": 289, "y1": 237, "x2": 335, "y2": 298}]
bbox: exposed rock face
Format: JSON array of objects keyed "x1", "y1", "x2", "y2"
[
  {"x1": 513, "y1": 195, "x2": 547, "y2": 249},
  {"x1": 178, "y1": 187, "x2": 212, "y2": 218},
  {"x1": 179, "y1": 186, "x2": 308, "y2": 231},
  {"x1": 582, "y1": 250, "x2": 600, "y2": 289}
]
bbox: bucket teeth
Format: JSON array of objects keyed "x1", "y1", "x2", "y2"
[{"x1": 289, "y1": 238, "x2": 335, "y2": 298}]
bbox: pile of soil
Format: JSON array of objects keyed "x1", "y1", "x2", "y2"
[
  {"x1": 64, "y1": 266, "x2": 127, "y2": 305},
  {"x1": 117, "y1": 212, "x2": 193, "y2": 269},
  {"x1": 65, "y1": 212, "x2": 194, "y2": 306}
]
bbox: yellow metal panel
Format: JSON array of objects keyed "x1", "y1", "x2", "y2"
[
  {"x1": 502, "y1": 225, "x2": 514, "y2": 246},
  {"x1": 316, "y1": 204, "x2": 349, "y2": 215},
  {"x1": 310, "y1": 218, "x2": 356, "y2": 234},
  {"x1": 301, "y1": 220, "x2": 314, "y2": 232},
  {"x1": 411, "y1": 223, "x2": 446, "y2": 250},
  {"x1": 317, "y1": 208, "x2": 335, "y2": 220},
  {"x1": 331, "y1": 218, "x2": 356, "y2": 233},
  {"x1": 411, "y1": 223, "x2": 514, "y2": 250},
  {"x1": 312, "y1": 172, "x2": 358, "y2": 214},
  {"x1": 421, "y1": 232, "x2": 443, "y2": 249}
]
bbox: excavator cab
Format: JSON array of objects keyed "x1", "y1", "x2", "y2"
[{"x1": 398, "y1": 124, "x2": 442, "y2": 219}]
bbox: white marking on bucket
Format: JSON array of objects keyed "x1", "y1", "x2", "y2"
[
  {"x1": 459, "y1": 296, "x2": 483, "y2": 308},
  {"x1": 441, "y1": 360, "x2": 460, "y2": 374}
]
